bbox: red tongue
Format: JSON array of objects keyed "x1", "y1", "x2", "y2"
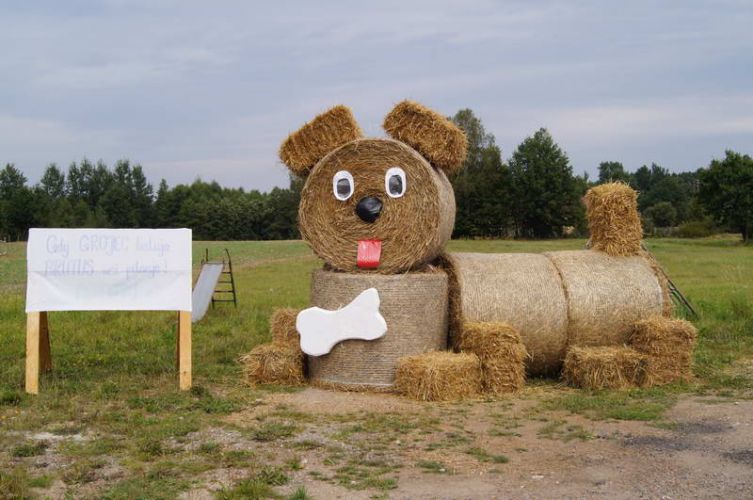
[{"x1": 357, "y1": 240, "x2": 382, "y2": 269}]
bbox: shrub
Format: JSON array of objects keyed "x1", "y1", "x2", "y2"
[{"x1": 676, "y1": 219, "x2": 716, "y2": 238}]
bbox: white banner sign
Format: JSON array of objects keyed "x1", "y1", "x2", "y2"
[{"x1": 26, "y1": 228, "x2": 192, "y2": 312}]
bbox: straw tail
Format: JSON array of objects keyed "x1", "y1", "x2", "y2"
[{"x1": 583, "y1": 182, "x2": 643, "y2": 257}]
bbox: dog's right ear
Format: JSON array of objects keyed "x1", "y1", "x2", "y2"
[{"x1": 279, "y1": 105, "x2": 363, "y2": 176}]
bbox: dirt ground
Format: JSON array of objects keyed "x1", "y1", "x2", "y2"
[{"x1": 217, "y1": 388, "x2": 753, "y2": 499}]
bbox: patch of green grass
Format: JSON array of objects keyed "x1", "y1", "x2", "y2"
[
  {"x1": 543, "y1": 387, "x2": 680, "y2": 421},
  {"x1": 103, "y1": 476, "x2": 190, "y2": 499},
  {"x1": 62, "y1": 457, "x2": 107, "y2": 485},
  {"x1": 286, "y1": 487, "x2": 312, "y2": 500},
  {"x1": 537, "y1": 420, "x2": 593, "y2": 441},
  {"x1": 216, "y1": 477, "x2": 278, "y2": 499},
  {"x1": 0, "y1": 467, "x2": 34, "y2": 499},
  {"x1": 252, "y1": 421, "x2": 299, "y2": 442},
  {"x1": 12, "y1": 440, "x2": 48, "y2": 457},
  {"x1": 416, "y1": 460, "x2": 446, "y2": 473},
  {"x1": 464, "y1": 447, "x2": 509, "y2": 463},
  {"x1": 334, "y1": 461, "x2": 399, "y2": 491},
  {"x1": 0, "y1": 390, "x2": 22, "y2": 406}
]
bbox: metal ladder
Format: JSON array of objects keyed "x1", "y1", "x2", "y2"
[{"x1": 202, "y1": 248, "x2": 238, "y2": 308}]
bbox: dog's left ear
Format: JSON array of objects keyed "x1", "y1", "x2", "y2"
[{"x1": 383, "y1": 100, "x2": 467, "y2": 176}]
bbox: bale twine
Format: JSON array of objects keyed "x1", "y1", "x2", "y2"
[
  {"x1": 630, "y1": 316, "x2": 697, "y2": 385},
  {"x1": 307, "y1": 269, "x2": 449, "y2": 388},
  {"x1": 563, "y1": 346, "x2": 647, "y2": 389},
  {"x1": 458, "y1": 322, "x2": 527, "y2": 395},
  {"x1": 299, "y1": 138, "x2": 455, "y2": 274},
  {"x1": 383, "y1": 100, "x2": 467, "y2": 175},
  {"x1": 545, "y1": 250, "x2": 665, "y2": 348},
  {"x1": 279, "y1": 105, "x2": 363, "y2": 175},
  {"x1": 240, "y1": 343, "x2": 305, "y2": 386},
  {"x1": 270, "y1": 308, "x2": 300, "y2": 347},
  {"x1": 394, "y1": 351, "x2": 481, "y2": 401},
  {"x1": 443, "y1": 252, "x2": 569, "y2": 375},
  {"x1": 583, "y1": 182, "x2": 643, "y2": 257}
]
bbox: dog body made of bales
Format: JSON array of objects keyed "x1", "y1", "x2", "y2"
[{"x1": 242, "y1": 101, "x2": 695, "y2": 398}]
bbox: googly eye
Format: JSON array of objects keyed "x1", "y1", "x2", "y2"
[
  {"x1": 332, "y1": 170, "x2": 354, "y2": 201},
  {"x1": 385, "y1": 167, "x2": 406, "y2": 198}
]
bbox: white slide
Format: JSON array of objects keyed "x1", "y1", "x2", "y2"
[{"x1": 191, "y1": 263, "x2": 224, "y2": 322}]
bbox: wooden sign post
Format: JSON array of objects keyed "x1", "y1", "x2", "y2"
[{"x1": 24, "y1": 228, "x2": 193, "y2": 394}]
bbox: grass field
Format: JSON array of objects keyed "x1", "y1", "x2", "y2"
[{"x1": 1, "y1": 237, "x2": 751, "y2": 498}]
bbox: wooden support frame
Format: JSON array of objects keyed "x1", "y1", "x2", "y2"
[{"x1": 25, "y1": 311, "x2": 192, "y2": 394}]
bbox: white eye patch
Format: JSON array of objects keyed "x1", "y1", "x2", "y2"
[
  {"x1": 385, "y1": 167, "x2": 406, "y2": 198},
  {"x1": 333, "y1": 170, "x2": 354, "y2": 201}
]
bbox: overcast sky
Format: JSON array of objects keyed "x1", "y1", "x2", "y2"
[{"x1": 2, "y1": 1, "x2": 751, "y2": 191}]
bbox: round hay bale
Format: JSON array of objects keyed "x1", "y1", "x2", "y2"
[
  {"x1": 563, "y1": 346, "x2": 647, "y2": 389},
  {"x1": 458, "y1": 322, "x2": 527, "y2": 395},
  {"x1": 630, "y1": 315, "x2": 697, "y2": 385},
  {"x1": 444, "y1": 252, "x2": 569, "y2": 375},
  {"x1": 240, "y1": 343, "x2": 304, "y2": 386},
  {"x1": 583, "y1": 182, "x2": 642, "y2": 257},
  {"x1": 299, "y1": 138, "x2": 455, "y2": 274},
  {"x1": 307, "y1": 269, "x2": 449, "y2": 389},
  {"x1": 544, "y1": 250, "x2": 665, "y2": 348},
  {"x1": 270, "y1": 308, "x2": 300, "y2": 346},
  {"x1": 394, "y1": 351, "x2": 481, "y2": 401}
]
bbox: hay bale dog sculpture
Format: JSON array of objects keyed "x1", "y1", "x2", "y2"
[{"x1": 241, "y1": 101, "x2": 696, "y2": 401}]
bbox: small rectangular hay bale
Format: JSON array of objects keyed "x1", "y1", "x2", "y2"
[
  {"x1": 270, "y1": 308, "x2": 300, "y2": 346},
  {"x1": 630, "y1": 316, "x2": 697, "y2": 385},
  {"x1": 240, "y1": 343, "x2": 304, "y2": 386},
  {"x1": 459, "y1": 322, "x2": 527, "y2": 395},
  {"x1": 395, "y1": 351, "x2": 481, "y2": 402},
  {"x1": 563, "y1": 346, "x2": 647, "y2": 389}
]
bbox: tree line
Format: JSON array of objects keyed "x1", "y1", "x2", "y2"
[{"x1": 1, "y1": 109, "x2": 751, "y2": 242}]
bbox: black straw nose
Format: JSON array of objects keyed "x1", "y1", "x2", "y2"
[{"x1": 355, "y1": 196, "x2": 383, "y2": 223}]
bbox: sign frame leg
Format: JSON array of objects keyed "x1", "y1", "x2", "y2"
[
  {"x1": 25, "y1": 312, "x2": 41, "y2": 394},
  {"x1": 178, "y1": 310, "x2": 192, "y2": 390},
  {"x1": 40, "y1": 311, "x2": 52, "y2": 373}
]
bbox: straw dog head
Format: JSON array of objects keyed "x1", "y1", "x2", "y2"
[{"x1": 279, "y1": 101, "x2": 466, "y2": 273}]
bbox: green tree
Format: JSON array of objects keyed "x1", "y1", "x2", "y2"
[
  {"x1": 40, "y1": 164, "x2": 66, "y2": 198},
  {"x1": 644, "y1": 201, "x2": 677, "y2": 228},
  {"x1": 597, "y1": 161, "x2": 630, "y2": 184},
  {"x1": 0, "y1": 164, "x2": 39, "y2": 240},
  {"x1": 509, "y1": 128, "x2": 581, "y2": 238},
  {"x1": 698, "y1": 150, "x2": 753, "y2": 242},
  {"x1": 451, "y1": 109, "x2": 513, "y2": 237}
]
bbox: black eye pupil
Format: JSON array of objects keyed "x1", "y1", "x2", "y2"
[
  {"x1": 336, "y1": 178, "x2": 351, "y2": 197},
  {"x1": 388, "y1": 175, "x2": 403, "y2": 195}
]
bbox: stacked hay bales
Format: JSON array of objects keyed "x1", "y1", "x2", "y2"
[
  {"x1": 298, "y1": 138, "x2": 456, "y2": 274},
  {"x1": 241, "y1": 308, "x2": 305, "y2": 386},
  {"x1": 458, "y1": 322, "x2": 527, "y2": 394},
  {"x1": 583, "y1": 182, "x2": 643, "y2": 257},
  {"x1": 240, "y1": 344, "x2": 305, "y2": 386},
  {"x1": 306, "y1": 269, "x2": 449, "y2": 388},
  {"x1": 443, "y1": 252, "x2": 569, "y2": 375},
  {"x1": 544, "y1": 250, "x2": 665, "y2": 347},
  {"x1": 631, "y1": 315, "x2": 697, "y2": 385},
  {"x1": 394, "y1": 351, "x2": 481, "y2": 401},
  {"x1": 270, "y1": 308, "x2": 300, "y2": 346},
  {"x1": 563, "y1": 346, "x2": 647, "y2": 389},
  {"x1": 444, "y1": 250, "x2": 665, "y2": 375}
]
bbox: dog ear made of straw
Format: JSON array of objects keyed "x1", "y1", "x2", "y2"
[
  {"x1": 383, "y1": 100, "x2": 468, "y2": 176},
  {"x1": 279, "y1": 105, "x2": 364, "y2": 175}
]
